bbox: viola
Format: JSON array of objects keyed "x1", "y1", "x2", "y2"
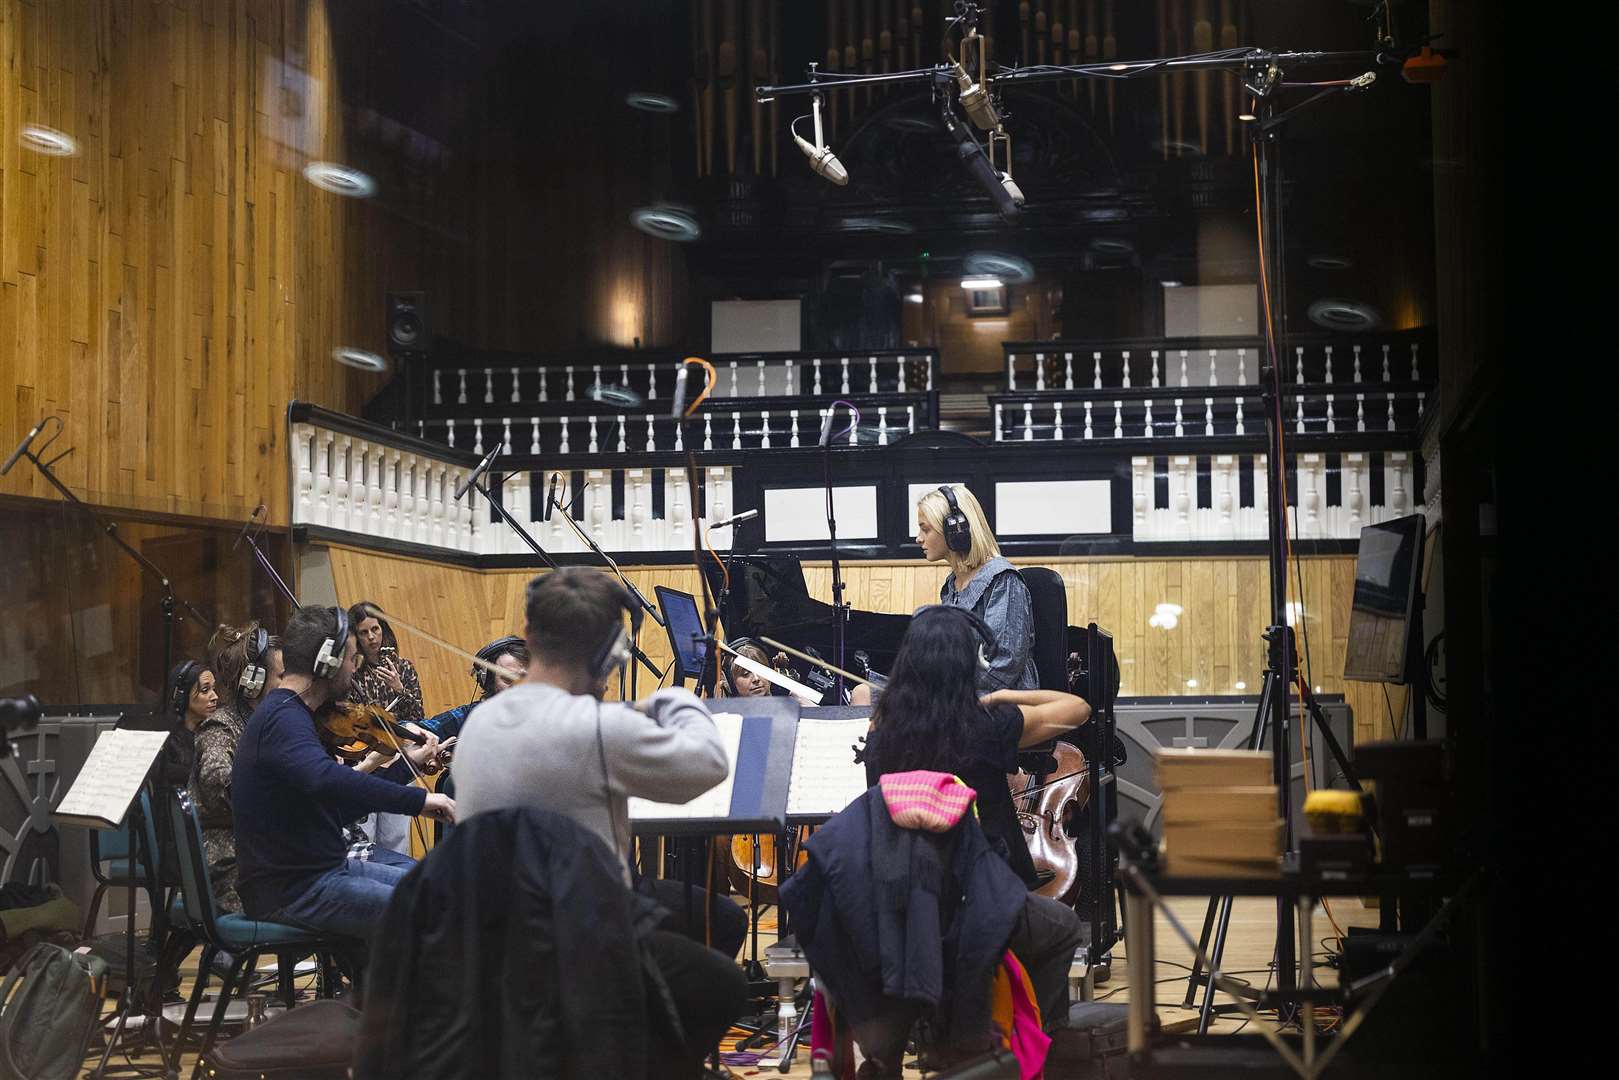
[
  {"x1": 315, "y1": 701, "x2": 432, "y2": 766},
  {"x1": 725, "y1": 827, "x2": 811, "y2": 903},
  {"x1": 1008, "y1": 741, "x2": 1091, "y2": 905}
]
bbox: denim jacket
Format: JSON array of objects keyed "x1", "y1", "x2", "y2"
[{"x1": 938, "y1": 557, "x2": 1040, "y2": 692}]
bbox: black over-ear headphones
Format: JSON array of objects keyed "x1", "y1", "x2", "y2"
[
  {"x1": 589, "y1": 586, "x2": 643, "y2": 682},
  {"x1": 313, "y1": 606, "x2": 350, "y2": 680},
  {"x1": 937, "y1": 485, "x2": 973, "y2": 555},
  {"x1": 170, "y1": 660, "x2": 204, "y2": 718},
  {"x1": 921, "y1": 604, "x2": 995, "y2": 673},
  {"x1": 721, "y1": 636, "x2": 759, "y2": 694},
  {"x1": 239, "y1": 626, "x2": 270, "y2": 696},
  {"x1": 473, "y1": 635, "x2": 525, "y2": 696}
]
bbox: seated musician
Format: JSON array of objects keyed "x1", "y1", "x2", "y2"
[
  {"x1": 345, "y1": 602, "x2": 426, "y2": 856},
  {"x1": 232, "y1": 605, "x2": 453, "y2": 943},
  {"x1": 721, "y1": 640, "x2": 775, "y2": 697},
  {"x1": 451, "y1": 569, "x2": 747, "y2": 1080},
  {"x1": 191, "y1": 622, "x2": 283, "y2": 911},
  {"x1": 419, "y1": 635, "x2": 529, "y2": 743},
  {"x1": 161, "y1": 661, "x2": 218, "y2": 790},
  {"x1": 861, "y1": 604, "x2": 1090, "y2": 1029}
]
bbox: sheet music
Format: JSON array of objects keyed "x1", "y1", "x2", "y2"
[
  {"x1": 786, "y1": 717, "x2": 870, "y2": 818},
  {"x1": 53, "y1": 728, "x2": 171, "y2": 827},
  {"x1": 628, "y1": 712, "x2": 745, "y2": 821}
]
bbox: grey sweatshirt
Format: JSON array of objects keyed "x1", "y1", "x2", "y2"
[{"x1": 450, "y1": 683, "x2": 727, "y2": 873}]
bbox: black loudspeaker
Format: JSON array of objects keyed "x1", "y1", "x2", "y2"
[{"x1": 385, "y1": 292, "x2": 428, "y2": 355}]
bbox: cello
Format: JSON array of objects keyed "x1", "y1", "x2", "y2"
[{"x1": 1008, "y1": 741, "x2": 1091, "y2": 905}]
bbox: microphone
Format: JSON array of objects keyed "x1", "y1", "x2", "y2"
[
  {"x1": 794, "y1": 93, "x2": 849, "y2": 186},
  {"x1": 544, "y1": 472, "x2": 561, "y2": 522},
  {"x1": 817, "y1": 409, "x2": 838, "y2": 447},
  {"x1": 941, "y1": 103, "x2": 1020, "y2": 219},
  {"x1": 232, "y1": 504, "x2": 266, "y2": 551},
  {"x1": 1348, "y1": 71, "x2": 1377, "y2": 91},
  {"x1": 1, "y1": 418, "x2": 47, "y2": 476},
  {"x1": 954, "y1": 61, "x2": 1001, "y2": 130},
  {"x1": 709, "y1": 508, "x2": 758, "y2": 530},
  {"x1": 453, "y1": 444, "x2": 500, "y2": 501},
  {"x1": 0, "y1": 693, "x2": 42, "y2": 729},
  {"x1": 670, "y1": 363, "x2": 690, "y2": 420}
]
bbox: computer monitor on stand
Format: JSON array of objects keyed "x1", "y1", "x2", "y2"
[{"x1": 656, "y1": 586, "x2": 709, "y2": 688}]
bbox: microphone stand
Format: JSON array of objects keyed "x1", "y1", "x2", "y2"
[
  {"x1": 819, "y1": 404, "x2": 856, "y2": 704},
  {"x1": 233, "y1": 509, "x2": 301, "y2": 608},
  {"x1": 542, "y1": 480, "x2": 666, "y2": 690}
]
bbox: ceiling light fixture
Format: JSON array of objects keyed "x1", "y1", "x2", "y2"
[
  {"x1": 629, "y1": 205, "x2": 701, "y2": 242},
  {"x1": 332, "y1": 347, "x2": 388, "y2": 373},
  {"x1": 960, "y1": 277, "x2": 1004, "y2": 290},
  {"x1": 19, "y1": 125, "x2": 77, "y2": 156},
  {"x1": 624, "y1": 91, "x2": 681, "y2": 114},
  {"x1": 303, "y1": 162, "x2": 377, "y2": 198}
]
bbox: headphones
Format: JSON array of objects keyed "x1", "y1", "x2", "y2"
[
  {"x1": 937, "y1": 485, "x2": 974, "y2": 555},
  {"x1": 721, "y1": 636, "x2": 761, "y2": 694},
  {"x1": 313, "y1": 606, "x2": 350, "y2": 680},
  {"x1": 169, "y1": 660, "x2": 204, "y2": 718},
  {"x1": 922, "y1": 604, "x2": 994, "y2": 673},
  {"x1": 473, "y1": 635, "x2": 526, "y2": 696},
  {"x1": 589, "y1": 586, "x2": 643, "y2": 682},
  {"x1": 239, "y1": 626, "x2": 270, "y2": 697}
]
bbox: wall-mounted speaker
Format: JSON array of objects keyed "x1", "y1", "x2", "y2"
[{"x1": 386, "y1": 291, "x2": 428, "y2": 355}]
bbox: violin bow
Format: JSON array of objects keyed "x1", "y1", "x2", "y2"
[
  {"x1": 361, "y1": 604, "x2": 521, "y2": 682},
  {"x1": 757, "y1": 636, "x2": 874, "y2": 689}
]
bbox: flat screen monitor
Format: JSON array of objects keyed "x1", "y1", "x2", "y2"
[
  {"x1": 656, "y1": 586, "x2": 708, "y2": 682},
  {"x1": 1343, "y1": 513, "x2": 1426, "y2": 684}
]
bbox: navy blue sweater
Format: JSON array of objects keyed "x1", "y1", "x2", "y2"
[{"x1": 233, "y1": 688, "x2": 427, "y2": 917}]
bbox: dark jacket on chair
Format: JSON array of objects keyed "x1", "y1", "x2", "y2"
[
  {"x1": 780, "y1": 787, "x2": 1027, "y2": 1053},
  {"x1": 352, "y1": 807, "x2": 675, "y2": 1080}
]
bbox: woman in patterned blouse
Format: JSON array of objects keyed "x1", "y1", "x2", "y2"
[{"x1": 345, "y1": 601, "x2": 427, "y2": 855}]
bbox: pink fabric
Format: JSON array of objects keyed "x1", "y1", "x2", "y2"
[
  {"x1": 1001, "y1": 950, "x2": 1052, "y2": 1080},
  {"x1": 878, "y1": 770, "x2": 978, "y2": 832},
  {"x1": 810, "y1": 987, "x2": 855, "y2": 1079}
]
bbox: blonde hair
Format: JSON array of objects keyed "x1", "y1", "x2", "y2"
[{"x1": 917, "y1": 484, "x2": 1000, "y2": 572}]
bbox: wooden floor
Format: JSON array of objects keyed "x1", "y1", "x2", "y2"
[{"x1": 102, "y1": 895, "x2": 1379, "y2": 1078}]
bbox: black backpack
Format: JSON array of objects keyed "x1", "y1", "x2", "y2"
[{"x1": 0, "y1": 942, "x2": 107, "y2": 1080}]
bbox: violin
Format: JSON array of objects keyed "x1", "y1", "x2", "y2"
[
  {"x1": 1007, "y1": 741, "x2": 1091, "y2": 905},
  {"x1": 315, "y1": 701, "x2": 434, "y2": 767}
]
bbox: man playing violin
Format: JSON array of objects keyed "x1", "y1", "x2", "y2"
[{"x1": 232, "y1": 605, "x2": 455, "y2": 945}]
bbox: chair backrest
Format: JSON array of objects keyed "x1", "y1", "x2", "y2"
[
  {"x1": 164, "y1": 788, "x2": 223, "y2": 943},
  {"x1": 89, "y1": 821, "x2": 132, "y2": 865},
  {"x1": 1020, "y1": 567, "x2": 1069, "y2": 693}
]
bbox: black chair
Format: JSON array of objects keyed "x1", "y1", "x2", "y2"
[
  {"x1": 163, "y1": 789, "x2": 350, "y2": 1079},
  {"x1": 1019, "y1": 566, "x2": 1070, "y2": 693}
]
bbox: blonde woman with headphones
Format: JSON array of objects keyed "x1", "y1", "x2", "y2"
[{"x1": 915, "y1": 484, "x2": 1040, "y2": 692}]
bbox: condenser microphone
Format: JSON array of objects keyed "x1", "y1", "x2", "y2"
[
  {"x1": 232, "y1": 505, "x2": 266, "y2": 551},
  {"x1": 708, "y1": 508, "x2": 758, "y2": 529},
  {"x1": 817, "y1": 408, "x2": 838, "y2": 447},
  {"x1": 544, "y1": 472, "x2": 561, "y2": 522},
  {"x1": 1, "y1": 418, "x2": 47, "y2": 476},
  {"x1": 453, "y1": 444, "x2": 500, "y2": 501},
  {"x1": 670, "y1": 363, "x2": 690, "y2": 420},
  {"x1": 794, "y1": 93, "x2": 849, "y2": 186}
]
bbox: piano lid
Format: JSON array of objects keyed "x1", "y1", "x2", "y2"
[{"x1": 706, "y1": 554, "x2": 913, "y2": 679}]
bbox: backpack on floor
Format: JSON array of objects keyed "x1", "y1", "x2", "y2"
[
  {"x1": 0, "y1": 942, "x2": 108, "y2": 1080},
  {"x1": 198, "y1": 1000, "x2": 361, "y2": 1080}
]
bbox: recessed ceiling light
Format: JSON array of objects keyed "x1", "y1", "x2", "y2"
[
  {"x1": 1237, "y1": 112, "x2": 1258, "y2": 122},
  {"x1": 303, "y1": 162, "x2": 376, "y2": 198},
  {"x1": 1307, "y1": 254, "x2": 1354, "y2": 271},
  {"x1": 1161, "y1": 279, "x2": 1183, "y2": 288},
  {"x1": 960, "y1": 277, "x2": 1004, "y2": 290},
  {"x1": 332, "y1": 347, "x2": 388, "y2": 372},
  {"x1": 629, "y1": 205, "x2": 701, "y2": 242},
  {"x1": 625, "y1": 91, "x2": 681, "y2": 114},
  {"x1": 19, "y1": 125, "x2": 77, "y2": 156},
  {"x1": 963, "y1": 251, "x2": 1035, "y2": 284},
  {"x1": 1306, "y1": 299, "x2": 1380, "y2": 331}
]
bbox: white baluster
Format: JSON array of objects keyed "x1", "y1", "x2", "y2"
[
  {"x1": 1409, "y1": 343, "x2": 1420, "y2": 381},
  {"x1": 1173, "y1": 456, "x2": 1192, "y2": 536},
  {"x1": 646, "y1": 414, "x2": 657, "y2": 451},
  {"x1": 995, "y1": 404, "x2": 1005, "y2": 442},
  {"x1": 647, "y1": 364, "x2": 658, "y2": 400},
  {"x1": 729, "y1": 360, "x2": 739, "y2": 397},
  {"x1": 1008, "y1": 352, "x2": 1018, "y2": 391},
  {"x1": 787, "y1": 359, "x2": 797, "y2": 395},
  {"x1": 1064, "y1": 352, "x2": 1074, "y2": 389},
  {"x1": 1417, "y1": 391, "x2": 1426, "y2": 417},
  {"x1": 896, "y1": 356, "x2": 906, "y2": 393},
  {"x1": 430, "y1": 464, "x2": 446, "y2": 548},
  {"x1": 1150, "y1": 351, "x2": 1160, "y2": 388},
  {"x1": 868, "y1": 355, "x2": 878, "y2": 392},
  {"x1": 1144, "y1": 400, "x2": 1154, "y2": 437},
  {"x1": 583, "y1": 416, "x2": 598, "y2": 454},
  {"x1": 1296, "y1": 395, "x2": 1305, "y2": 434},
  {"x1": 473, "y1": 418, "x2": 484, "y2": 454},
  {"x1": 1326, "y1": 396, "x2": 1336, "y2": 433},
  {"x1": 531, "y1": 417, "x2": 541, "y2": 454},
  {"x1": 731, "y1": 412, "x2": 742, "y2": 449},
  {"x1": 813, "y1": 358, "x2": 823, "y2": 394},
  {"x1": 1121, "y1": 351, "x2": 1131, "y2": 388},
  {"x1": 588, "y1": 469, "x2": 607, "y2": 537},
  {"x1": 432, "y1": 371, "x2": 442, "y2": 406},
  {"x1": 1113, "y1": 400, "x2": 1123, "y2": 438},
  {"x1": 790, "y1": 409, "x2": 801, "y2": 447},
  {"x1": 629, "y1": 468, "x2": 647, "y2": 541},
  {"x1": 1237, "y1": 348, "x2": 1247, "y2": 385},
  {"x1": 1381, "y1": 345, "x2": 1391, "y2": 383},
  {"x1": 295, "y1": 427, "x2": 315, "y2": 524},
  {"x1": 445, "y1": 418, "x2": 455, "y2": 448},
  {"x1": 1093, "y1": 352, "x2": 1103, "y2": 389},
  {"x1": 1352, "y1": 345, "x2": 1363, "y2": 383},
  {"x1": 924, "y1": 356, "x2": 933, "y2": 391},
  {"x1": 1035, "y1": 352, "x2": 1046, "y2": 391},
  {"x1": 368, "y1": 445, "x2": 385, "y2": 534},
  {"x1": 502, "y1": 417, "x2": 513, "y2": 453},
  {"x1": 511, "y1": 366, "x2": 522, "y2": 403},
  {"x1": 1174, "y1": 398, "x2": 1184, "y2": 437},
  {"x1": 1386, "y1": 395, "x2": 1396, "y2": 431},
  {"x1": 673, "y1": 418, "x2": 683, "y2": 452},
  {"x1": 621, "y1": 363, "x2": 630, "y2": 394},
  {"x1": 419, "y1": 462, "x2": 435, "y2": 545},
  {"x1": 1208, "y1": 349, "x2": 1218, "y2": 386},
  {"x1": 565, "y1": 365, "x2": 576, "y2": 401},
  {"x1": 1324, "y1": 347, "x2": 1334, "y2": 385},
  {"x1": 1084, "y1": 401, "x2": 1094, "y2": 439},
  {"x1": 1295, "y1": 347, "x2": 1305, "y2": 385},
  {"x1": 616, "y1": 415, "x2": 627, "y2": 453},
  {"x1": 708, "y1": 466, "x2": 731, "y2": 537},
  {"x1": 483, "y1": 367, "x2": 494, "y2": 404},
  {"x1": 1355, "y1": 394, "x2": 1366, "y2": 433},
  {"x1": 1023, "y1": 403, "x2": 1034, "y2": 441},
  {"x1": 761, "y1": 411, "x2": 772, "y2": 449},
  {"x1": 457, "y1": 369, "x2": 468, "y2": 404},
  {"x1": 592, "y1": 364, "x2": 603, "y2": 399},
  {"x1": 703, "y1": 414, "x2": 713, "y2": 450},
  {"x1": 538, "y1": 368, "x2": 549, "y2": 403},
  {"x1": 671, "y1": 469, "x2": 687, "y2": 544},
  {"x1": 1346, "y1": 452, "x2": 1365, "y2": 530},
  {"x1": 1204, "y1": 398, "x2": 1214, "y2": 436},
  {"x1": 417, "y1": 420, "x2": 424, "y2": 438},
  {"x1": 758, "y1": 359, "x2": 768, "y2": 396},
  {"x1": 331, "y1": 436, "x2": 351, "y2": 530},
  {"x1": 559, "y1": 417, "x2": 570, "y2": 454},
  {"x1": 1131, "y1": 458, "x2": 1149, "y2": 535},
  {"x1": 877, "y1": 407, "x2": 888, "y2": 445},
  {"x1": 1216, "y1": 455, "x2": 1234, "y2": 531},
  {"x1": 1302, "y1": 454, "x2": 1321, "y2": 535},
  {"x1": 906, "y1": 405, "x2": 916, "y2": 433},
  {"x1": 1179, "y1": 349, "x2": 1188, "y2": 386},
  {"x1": 1236, "y1": 397, "x2": 1245, "y2": 435},
  {"x1": 1052, "y1": 402, "x2": 1064, "y2": 440},
  {"x1": 396, "y1": 454, "x2": 414, "y2": 538},
  {"x1": 839, "y1": 357, "x2": 850, "y2": 394}
]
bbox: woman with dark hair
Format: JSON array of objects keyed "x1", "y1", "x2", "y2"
[
  {"x1": 161, "y1": 660, "x2": 218, "y2": 789},
  {"x1": 862, "y1": 604, "x2": 1091, "y2": 1029},
  {"x1": 344, "y1": 601, "x2": 426, "y2": 855}
]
